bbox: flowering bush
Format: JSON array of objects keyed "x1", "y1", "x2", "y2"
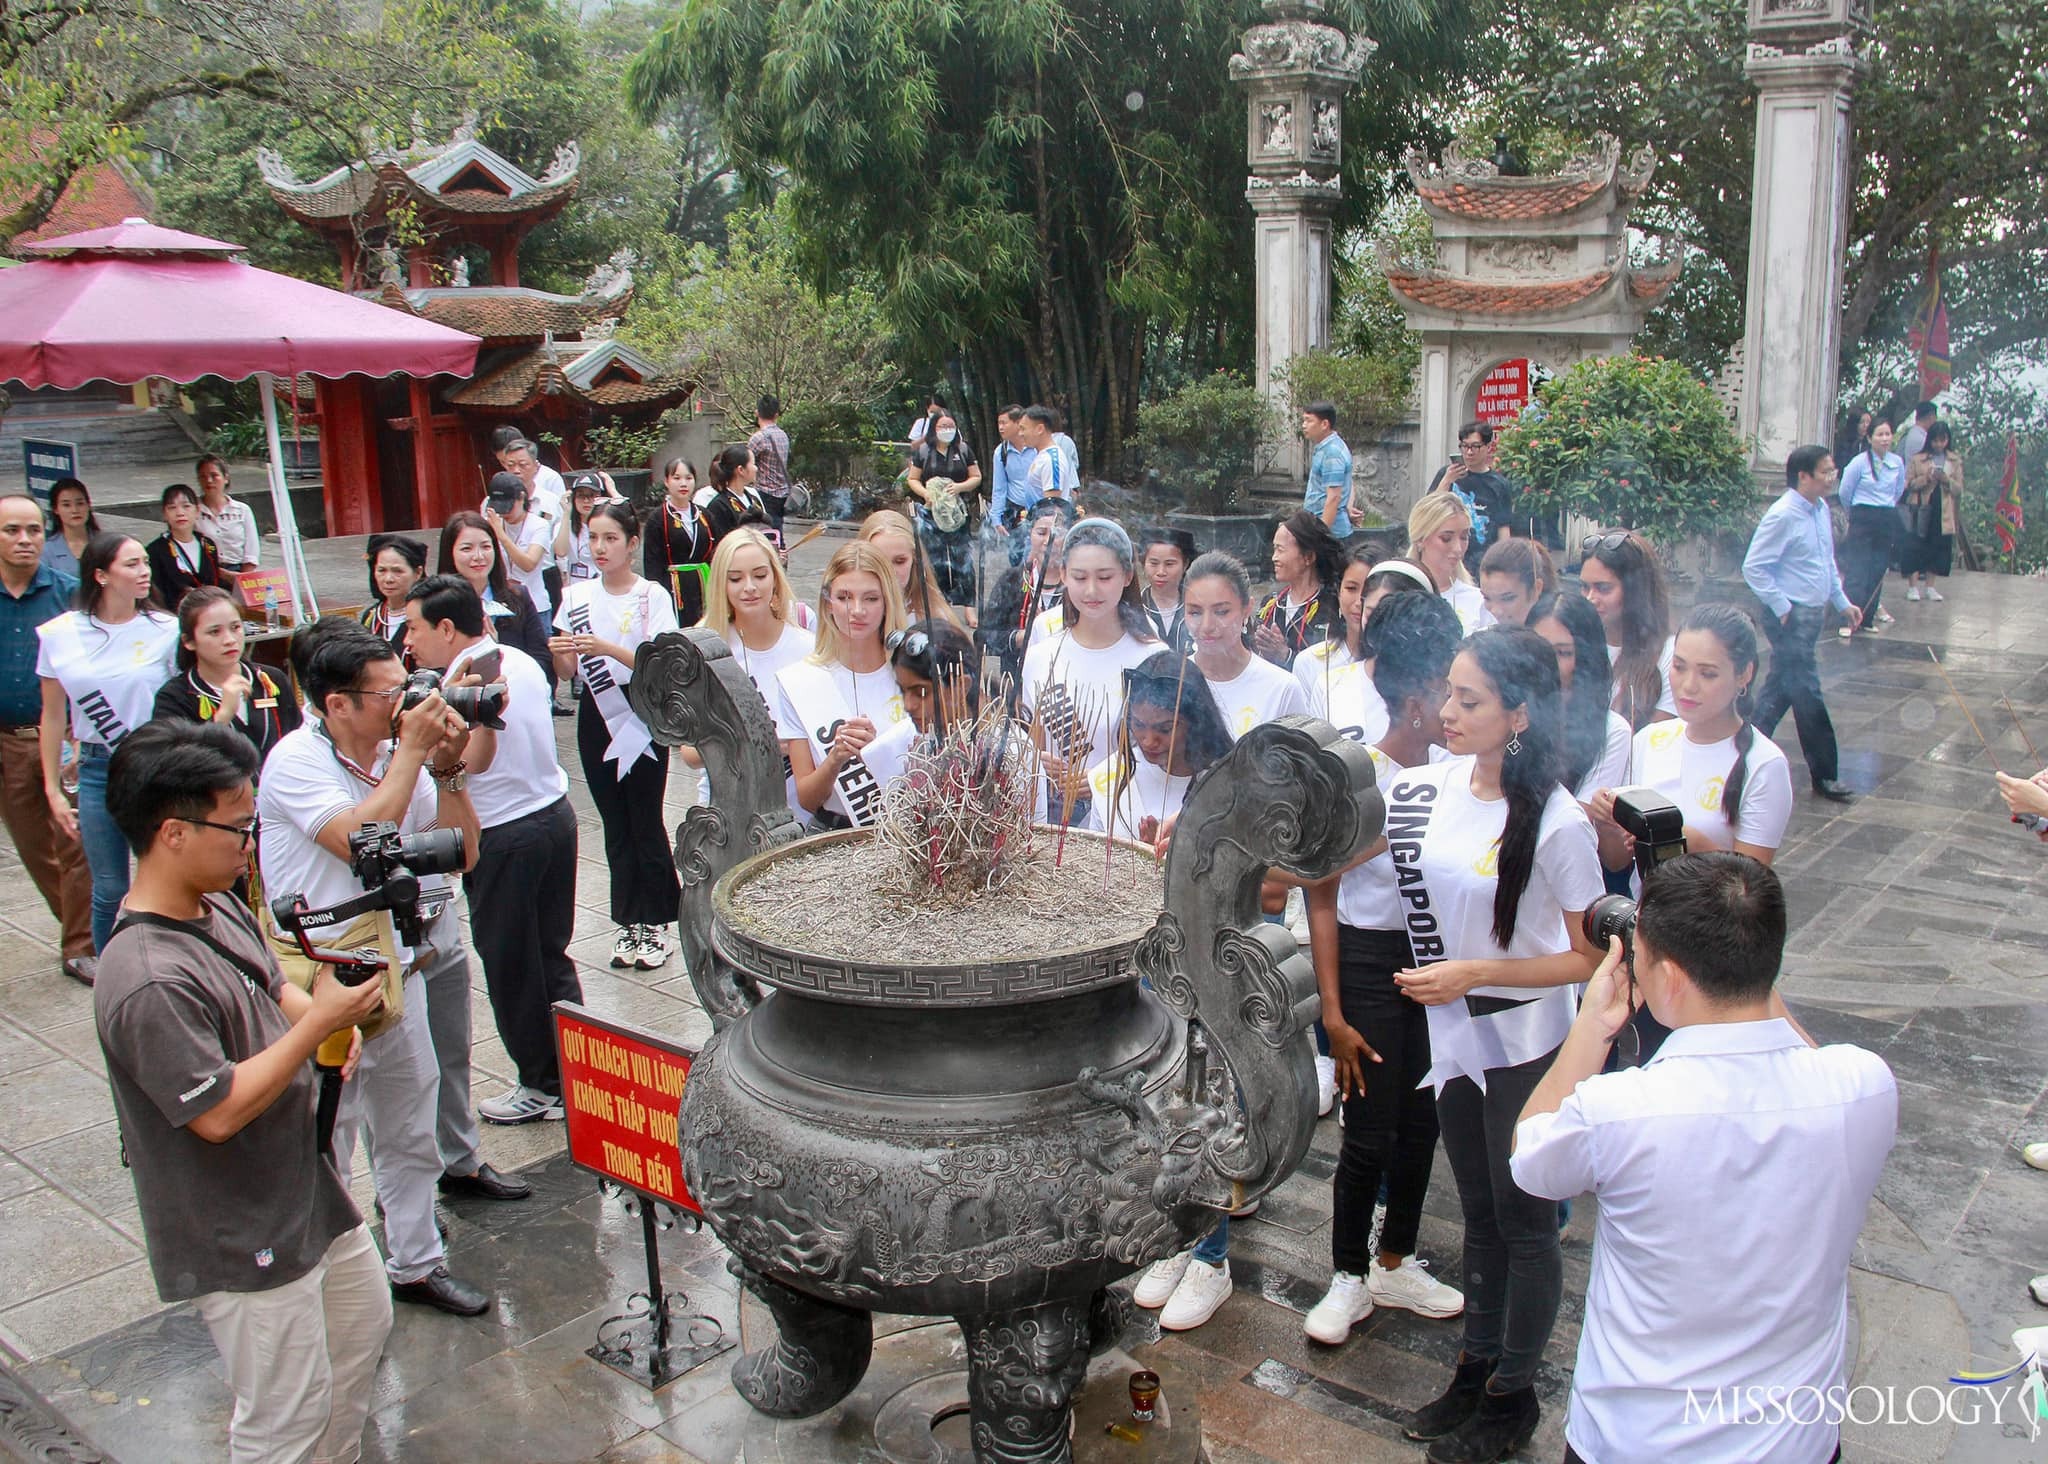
[{"x1": 1497, "y1": 354, "x2": 1752, "y2": 543}]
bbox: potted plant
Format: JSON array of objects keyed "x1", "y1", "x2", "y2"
[
  {"x1": 1498, "y1": 354, "x2": 1754, "y2": 552},
  {"x1": 1130, "y1": 371, "x2": 1280, "y2": 561},
  {"x1": 584, "y1": 418, "x2": 671, "y2": 505}
]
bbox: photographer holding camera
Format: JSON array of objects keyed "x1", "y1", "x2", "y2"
[
  {"x1": 258, "y1": 623, "x2": 503, "y2": 1316},
  {"x1": 1511, "y1": 853, "x2": 1896, "y2": 1464},
  {"x1": 97, "y1": 721, "x2": 390, "y2": 1464},
  {"x1": 404, "y1": 574, "x2": 582, "y2": 1125}
]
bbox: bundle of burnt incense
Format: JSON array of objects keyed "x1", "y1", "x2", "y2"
[
  {"x1": 1029, "y1": 684, "x2": 1105, "y2": 866},
  {"x1": 874, "y1": 700, "x2": 1040, "y2": 906}
]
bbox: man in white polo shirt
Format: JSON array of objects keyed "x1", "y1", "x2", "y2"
[
  {"x1": 258, "y1": 623, "x2": 496, "y2": 1315},
  {"x1": 403, "y1": 575, "x2": 580, "y2": 1125},
  {"x1": 1511, "y1": 853, "x2": 1896, "y2": 1464}
]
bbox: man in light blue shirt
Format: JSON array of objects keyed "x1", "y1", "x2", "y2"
[
  {"x1": 1835, "y1": 418, "x2": 1904, "y2": 629},
  {"x1": 987, "y1": 406, "x2": 1041, "y2": 563},
  {"x1": 1300, "y1": 402, "x2": 1354, "y2": 539},
  {"x1": 1743, "y1": 444, "x2": 1860, "y2": 801}
]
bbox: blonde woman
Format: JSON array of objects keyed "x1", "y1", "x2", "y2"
[
  {"x1": 1406, "y1": 492, "x2": 1493, "y2": 635},
  {"x1": 859, "y1": 509, "x2": 969, "y2": 629},
  {"x1": 774, "y1": 541, "x2": 910, "y2": 829},
  {"x1": 690, "y1": 527, "x2": 816, "y2": 811}
]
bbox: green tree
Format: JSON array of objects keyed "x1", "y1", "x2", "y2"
[
  {"x1": 1474, "y1": 0, "x2": 2048, "y2": 414},
  {"x1": 2, "y1": 0, "x2": 528, "y2": 241},
  {"x1": 626, "y1": 0, "x2": 1479, "y2": 470},
  {"x1": 624, "y1": 206, "x2": 898, "y2": 473}
]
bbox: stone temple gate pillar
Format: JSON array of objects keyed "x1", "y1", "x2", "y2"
[
  {"x1": 1230, "y1": 0, "x2": 1372, "y2": 496},
  {"x1": 1735, "y1": 0, "x2": 1868, "y2": 488}
]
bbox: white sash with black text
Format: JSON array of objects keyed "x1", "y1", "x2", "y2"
[{"x1": 567, "y1": 589, "x2": 654, "y2": 772}]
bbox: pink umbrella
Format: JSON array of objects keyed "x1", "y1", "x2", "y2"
[{"x1": 0, "y1": 218, "x2": 480, "y2": 616}]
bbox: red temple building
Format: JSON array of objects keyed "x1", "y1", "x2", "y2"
[{"x1": 258, "y1": 117, "x2": 691, "y2": 534}]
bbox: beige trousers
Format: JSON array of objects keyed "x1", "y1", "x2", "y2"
[{"x1": 193, "y1": 1224, "x2": 393, "y2": 1464}]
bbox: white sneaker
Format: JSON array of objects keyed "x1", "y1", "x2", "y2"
[
  {"x1": 1368, "y1": 1255, "x2": 1465, "y2": 1318},
  {"x1": 1158, "y1": 1258, "x2": 1232, "y2": 1331},
  {"x1": 2022, "y1": 1142, "x2": 2048, "y2": 1171},
  {"x1": 1132, "y1": 1252, "x2": 1192, "y2": 1308},
  {"x1": 1926, "y1": 586, "x2": 1945, "y2": 602},
  {"x1": 2032, "y1": 1275, "x2": 2048, "y2": 1306},
  {"x1": 610, "y1": 927, "x2": 641, "y2": 968},
  {"x1": 633, "y1": 925, "x2": 673, "y2": 970},
  {"x1": 1877, "y1": 607, "x2": 1895, "y2": 625},
  {"x1": 1315, "y1": 1054, "x2": 1337, "y2": 1117},
  {"x1": 1907, "y1": 585, "x2": 1923, "y2": 601},
  {"x1": 1303, "y1": 1271, "x2": 1373, "y2": 1344},
  {"x1": 478, "y1": 1085, "x2": 565, "y2": 1125}
]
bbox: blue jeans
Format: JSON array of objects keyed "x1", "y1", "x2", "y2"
[
  {"x1": 76, "y1": 746, "x2": 130, "y2": 952},
  {"x1": 1192, "y1": 1215, "x2": 1229, "y2": 1265}
]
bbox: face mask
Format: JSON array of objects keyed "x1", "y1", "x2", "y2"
[{"x1": 936, "y1": 428, "x2": 957, "y2": 445}]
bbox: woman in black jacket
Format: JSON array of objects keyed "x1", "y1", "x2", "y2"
[
  {"x1": 144, "y1": 482, "x2": 226, "y2": 612},
  {"x1": 151, "y1": 586, "x2": 299, "y2": 765},
  {"x1": 437, "y1": 510, "x2": 552, "y2": 669}
]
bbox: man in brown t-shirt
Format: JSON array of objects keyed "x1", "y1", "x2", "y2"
[{"x1": 95, "y1": 721, "x2": 389, "y2": 1464}]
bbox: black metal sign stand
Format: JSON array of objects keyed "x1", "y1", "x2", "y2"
[{"x1": 586, "y1": 1182, "x2": 734, "y2": 1390}]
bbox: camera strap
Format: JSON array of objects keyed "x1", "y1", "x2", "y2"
[{"x1": 111, "y1": 897, "x2": 276, "y2": 996}]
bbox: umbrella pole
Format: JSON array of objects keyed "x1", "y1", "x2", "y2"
[{"x1": 257, "y1": 374, "x2": 312, "y2": 622}]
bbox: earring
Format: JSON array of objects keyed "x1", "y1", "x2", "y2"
[
  {"x1": 1506, "y1": 732, "x2": 1523, "y2": 757},
  {"x1": 1412, "y1": 717, "x2": 1424, "y2": 729}
]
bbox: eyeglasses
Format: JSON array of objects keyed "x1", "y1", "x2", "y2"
[
  {"x1": 1582, "y1": 529, "x2": 1635, "y2": 557},
  {"x1": 179, "y1": 815, "x2": 261, "y2": 850},
  {"x1": 347, "y1": 684, "x2": 407, "y2": 705}
]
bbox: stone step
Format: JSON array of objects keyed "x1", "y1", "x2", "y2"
[{"x1": 0, "y1": 407, "x2": 204, "y2": 471}]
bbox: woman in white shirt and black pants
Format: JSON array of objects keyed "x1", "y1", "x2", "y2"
[{"x1": 1387, "y1": 626, "x2": 1607, "y2": 1460}]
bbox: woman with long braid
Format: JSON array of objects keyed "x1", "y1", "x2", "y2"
[{"x1": 1387, "y1": 627, "x2": 1606, "y2": 1461}]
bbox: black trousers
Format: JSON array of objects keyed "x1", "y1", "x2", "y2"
[
  {"x1": 1437, "y1": 1047, "x2": 1564, "y2": 1394},
  {"x1": 576, "y1": 695, "x2": 680, "y2": 927},
  {"x1": 465, "y1": 795, "x2": 581, "y2": 1096},
  {"x1": 1842, "y1": 504, "x2": 1896, "y2": 621},
  {"x1": 1330, "y1": 926, "x2": 1438, "y2": 1273},
  {"x1": 1752, "y1": 603, "x2": 1839, "y2": 784}
]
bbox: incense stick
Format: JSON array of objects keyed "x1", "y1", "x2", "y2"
[
  {"x1": 1927, "y1": 648, "x2": 2001, "y2": 772},
  {"x1": 785, "y1": 521, "x2": 828, "y2": 555}
]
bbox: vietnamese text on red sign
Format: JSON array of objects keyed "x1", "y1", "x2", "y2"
[{"x1": 557, "y1": 1012, "x2": 699, "y2": 1213}]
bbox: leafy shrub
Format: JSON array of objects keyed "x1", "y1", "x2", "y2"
[
  {"x1": 1497, "y1": 354, "x2": 1752, "y2": 543},
  {"x1": 1276, "y1": 349, "x2": 1411, "y2": 451},
  {"x1": 1128, "y1": 372, "x2": 1279, "y2": 514}
]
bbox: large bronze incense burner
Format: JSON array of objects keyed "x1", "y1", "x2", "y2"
[{"x1": 630, "y1": 629, "x2": 1383, "y2": 1464}]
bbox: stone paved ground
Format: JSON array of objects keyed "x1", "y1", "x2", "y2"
[{"x1": 3, "y1": 537, "x2": 2048, "y2": 1462}]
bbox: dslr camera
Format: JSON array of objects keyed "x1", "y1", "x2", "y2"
[
  {"x1": 272, "y1": 819, "x2": 466, "y2": 955},
  {"x1": 1580, "y1": 787, "x2": 1687, "y2": 950},
  {"x1": 400, "y1": 666, "x2": 507, "y2": 731}
]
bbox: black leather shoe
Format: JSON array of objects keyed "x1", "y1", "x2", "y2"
[
  {"x1": 438, "y1": 1163, "x2": 532, "y2": 1201},
  {"x1": 1812, "y1": 778, "x2": 1857, "y2": 802},
  {"x1": 61, "y1": 956, "x2": 96, "y2": 987},
  {"x1": 391, "y1": 1267, "x2": 490, "y2": 1316}
]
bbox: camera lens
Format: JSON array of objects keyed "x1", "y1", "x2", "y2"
[
  {"x1": 1583, "y1": 893, "x2": 1638, "y2": 947},
  {"x1": 394, "y1": 828, "x2": 466, "y2": 876}
]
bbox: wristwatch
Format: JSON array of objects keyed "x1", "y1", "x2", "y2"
[{"x1": 430, "y1": 760, "x2": 469, "y2": 792}]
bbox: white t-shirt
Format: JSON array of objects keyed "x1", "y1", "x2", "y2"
[
  {"x1": 504, "y1": 511, "x2": 554, "y2": 614},
  {"x1": 561, "y1": 524, "x2": 597, "y2": 584},
  {"x1": 1629, "y1": 719, "x2": 1794, "y2": 854},
  {"x1": 1292, "y1": 638, "x2": 1355, "y2": 701},
  {"x1": 1608, "y1": 635, "x2": 1678, "y2": 720},
  {"x1": 1019, "y1": 630, "x2": 1155, "y2": 776},
  {"x1": 1202, "y1": 654, "x2": 1308, "y2": 739},
  {"x1": 1083, "y1": 754, "x2": 1191, "y2": 843},
  {"x1": 1307, "y1": 658, "x2": 1390, "y2": 747},
  {"x1": 1574, "y1": 710, "x2": 1635, "y2": 803},
  {"x1": 553, "y1": 577, "x2": 680, "y2": 691},
  {"x1": 35, "y1": 610, "x2": 178, "y2": 748},
  {"x1": 448, "y1": 640, "x2": 568, "y2": 827},
  {"x1": 257, "y1": 728, "x2": 438, "y2": 916},
  {"x1": 727, "y1": 622, "x2": 816, "y2": 721},
  {"x1": 1336, "y1": 743, "x2": 1450, "y2": 930},
  {"x1": 1445, "y1": 580, "x2": 1494, "y2": 635},
  {"x1": 1383, "y1": 756, "x2": 1604, "y2": 1088},
  {"x1": 773, "y1": 659, "x2": 908, "y2": 826}
]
